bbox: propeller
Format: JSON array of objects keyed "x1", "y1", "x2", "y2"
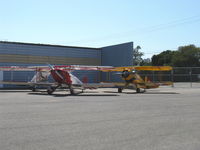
[
  {"x1": 47, "y1": 63, "x2": 55, "y2": 70},
  {"x1": 115, "y1": 70, "x2": 137, "y2": 78},
  {"x1": 121, "y1": 70, "x2": 130, "y2": 78}
]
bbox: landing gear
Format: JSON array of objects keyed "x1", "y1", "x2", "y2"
[
  {"x1": 70, "y1": 88, "x2": 75, "y2": 95},
  {"x1": 47, "y1": 86, "x2": 55, "y2": 95},
  {"x1": 136, "y1": 88, "x2": 146, "y2": 93},
  {"x1": 31, "y1": 86, "x2": 36, "y2": 92},
  {"x1": 47, "y1": 84, "x2": 61, "y2": 95},
  {"x1": 46, "y1": 84, "x2": 78, "y2": 95},
  {"x1": 118, "y1": 88, "x2": 122, "y2": 93},
  {"x1": 136, "y1": 88, "x2": 141, "y2": 93}
]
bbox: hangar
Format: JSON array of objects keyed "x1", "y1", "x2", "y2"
[{"x1": 0, "y1": 41, "x2": 133, "y2": 88}]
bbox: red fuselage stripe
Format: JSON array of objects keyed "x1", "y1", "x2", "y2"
[{"x1": 50, "y1": 70, "x2": 72, "y2": 84}]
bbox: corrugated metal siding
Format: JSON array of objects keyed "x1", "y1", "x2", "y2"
[
  {"x1": 73, "y1": 70, "x2": 100, "y2": 83},
  {"x1": 0, "y1": 71, "x2": 3, "y2": 88},
  {"x1": 101, "y1": 42, "x2": 133, "y2": 82},
  {"x1": 101, "y1": 42, "x2": 133, "y2": 66},
  {"x1": 4, "y1": 71, "x2": 34, "y2": 81},
  {"x1": 2, "y1": 69, "x2": 100, "y2": 88},
  {"x1": 0, "y1": 41, "x2": 134, "y2": 88},
  {"x1": 0, "y1": 42, "x2": 101, "y2": 58},
  {"x1": 0, "y1": 42, "x2": 102, "y2": 88},
  {"x1": 0, "y1": 54, "x2": 101, "y2": 65},
  {"x1": 3, "y1": 71, "x2": 35, "y2": 88}
]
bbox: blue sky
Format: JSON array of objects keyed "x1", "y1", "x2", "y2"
[{"x1": 0, "y1": 0, "x2": 200, "y2": 58}]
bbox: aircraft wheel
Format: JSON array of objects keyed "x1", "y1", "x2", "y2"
[
  {"x1": 70, "y1": 89, "x2": 75, "y2": 95},
  {"x1": 136, "y1": 88, "x2": 141, "y2": 93},
  {"x1": 47, "y1": 87, "x2": 54, "y2": 95},
  {"x1": 31, "y1": 87, "x2": 36, "y2": 92},
  {"x1": 118, "y1": 88, "x2": 122, "y2": 93}
]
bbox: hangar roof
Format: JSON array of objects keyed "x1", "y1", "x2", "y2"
[{"x1": 0, "y1": 41, "x2": 100, "y2": 50}]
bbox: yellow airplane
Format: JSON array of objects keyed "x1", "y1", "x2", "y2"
[{"x1": 102, "y1": 66, "x2": 173, "y2": 93}]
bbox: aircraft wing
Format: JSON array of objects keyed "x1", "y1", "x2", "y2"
[
  {"x1": 101, "y1": 66, "x2": 173, "y2": 72},
  {"x1": 0, "y1": 65, "x2": 114, "y2": 71},
  {"x1": 0, "y1": 81, "x2": 32, "y2": 85},
  {"x1": 54, "y1": 65, "x2": 114, "y2": 71},
  {"x1": 133, "y1": 66, "x2": 172, "y2": 71},
  {"x1": 0, "y1": 65, "x2": 172, "y2": 72},
  {"x1": 0, "y1": 66, "x2": 50, "y2": 71},
  {"x1": 0, "y1": 81, "x2": 54, "y2": 86}
]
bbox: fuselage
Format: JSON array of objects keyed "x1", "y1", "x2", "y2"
[
  {"x1": 50, "y1": 69, "x2": 83, "y2": 86},
  {"x1": 122, "y1": 71, "x2": 159, "y2": 89},
  {"x1": 50, "y1": 69, "x2": 72, "y2": 84}
]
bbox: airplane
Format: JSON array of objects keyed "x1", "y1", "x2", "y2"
[
  {"x1": 101, "y1": 66, "x2": 173, "y2": 93},
  {"x1": 0, "y1": 65, "x2": 115, "y2": 95}
]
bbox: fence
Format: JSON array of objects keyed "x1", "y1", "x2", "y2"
[
  {"x1": 138, "y1": 67, "x2": 200, "y2": 88},
  {"x1": 103, "y1": 67, "x2": 200, "y2": 88},
  {"x1": 1, "y1": 67, "x2": 200, "y2": 88}
]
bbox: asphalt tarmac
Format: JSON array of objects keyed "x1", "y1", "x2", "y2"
[{"x1": 0, "y1": 86, "x2": 200, "y2": 150}]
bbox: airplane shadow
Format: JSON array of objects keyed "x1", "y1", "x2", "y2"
[
  {"x1": 103, "y1": 91, "x2": 179, "y2": 94},
  {"x1": 0, "y1": 90, "x2": 30, "y2": 93},
  {"x1": 0, "y1": 90, "x2": 178, "y2": 95},
  {"x1": 28, "y1": 92, "x2": 119, "y2": 97},
  {"x1": 128, "y1": 92, "x2": 178, "y2": 94},
  {"x1": 142, "y1": 92, "x2": 179, "y2": 94}
]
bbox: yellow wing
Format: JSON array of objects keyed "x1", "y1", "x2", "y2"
[
  {"x1": 134, "y1": 66, "x2": 172, "y2": 71},
  {"x1": 102, "y1": 66, "x2": 172, "y2": 72}
]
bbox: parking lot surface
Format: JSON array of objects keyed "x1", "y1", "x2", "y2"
[{"x1": 0, "y1": 87, "x2": 200, "y2": 150}]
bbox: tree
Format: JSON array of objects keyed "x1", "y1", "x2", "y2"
[
  {"x1": 151, "y1": 45, "x2": 200, "y2": 67},
  {"x1": 152, "y1": 50, "x2": 175, "y2": 66},
  {"x1": 133, "y1": 45, "x2": 144, "y2": 65},
  {"x1": 172, "y1": 45, "x2": 200, "y2": 67},
  {"x1": 140, "y1": 58, "x2": 152, "y2": 66}
]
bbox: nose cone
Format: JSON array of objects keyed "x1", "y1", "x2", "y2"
[{"x1": 121, "y1": 70, "x2": 130, "y2": 78}]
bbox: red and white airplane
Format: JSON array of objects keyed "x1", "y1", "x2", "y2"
[{"x1": 0, "y1": 65, "x2": 115, "y2": 95}]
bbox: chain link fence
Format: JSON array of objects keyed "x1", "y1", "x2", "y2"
[
  {"x1": 172, "y1": 67, "x2": 200, "y2": 88},
  {"x1": 1, "y1": 67, "x2": 200, "y2": 88},
  {"x1": 138, "y1": 67, "x2": 200, "y2": 88}
]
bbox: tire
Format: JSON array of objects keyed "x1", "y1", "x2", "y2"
[
  {"x1": 70, "y1": 89, "x2": 75, "y2": 95},
  {"x1": 118, "y1": 88, "x2": 122, "y2": 93},
  {"x1": 31, "y1": 87, "x2": 36, "y2": 92},
  {"x1": 136, "y1": 88, "x2": 141, "y2": 93},
  {"x1": 47, "y1": 87, "x2": 54, "y2": 95}
]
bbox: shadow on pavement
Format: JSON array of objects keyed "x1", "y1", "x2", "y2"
[
  {"x1": 103, "y1": 91, "x2": 179, "y2": 94},
  {"x1": 28, "y1": 92, "x2": 119, "y2": 97},
  {"x1": 0, "y1": 90, "x2": 31, "y2": 93}
]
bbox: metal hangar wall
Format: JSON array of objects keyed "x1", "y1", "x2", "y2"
[{"x1": 0, "y1": 41, "x2": 133, "y2": 88}]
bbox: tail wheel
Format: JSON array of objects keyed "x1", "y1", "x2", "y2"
[
  {"x1": 118, "y1": 88, "x2": 122, "y2": 93},
  {"x1": 136, "y1": 88, "x2": 141, "y2": 93}
]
